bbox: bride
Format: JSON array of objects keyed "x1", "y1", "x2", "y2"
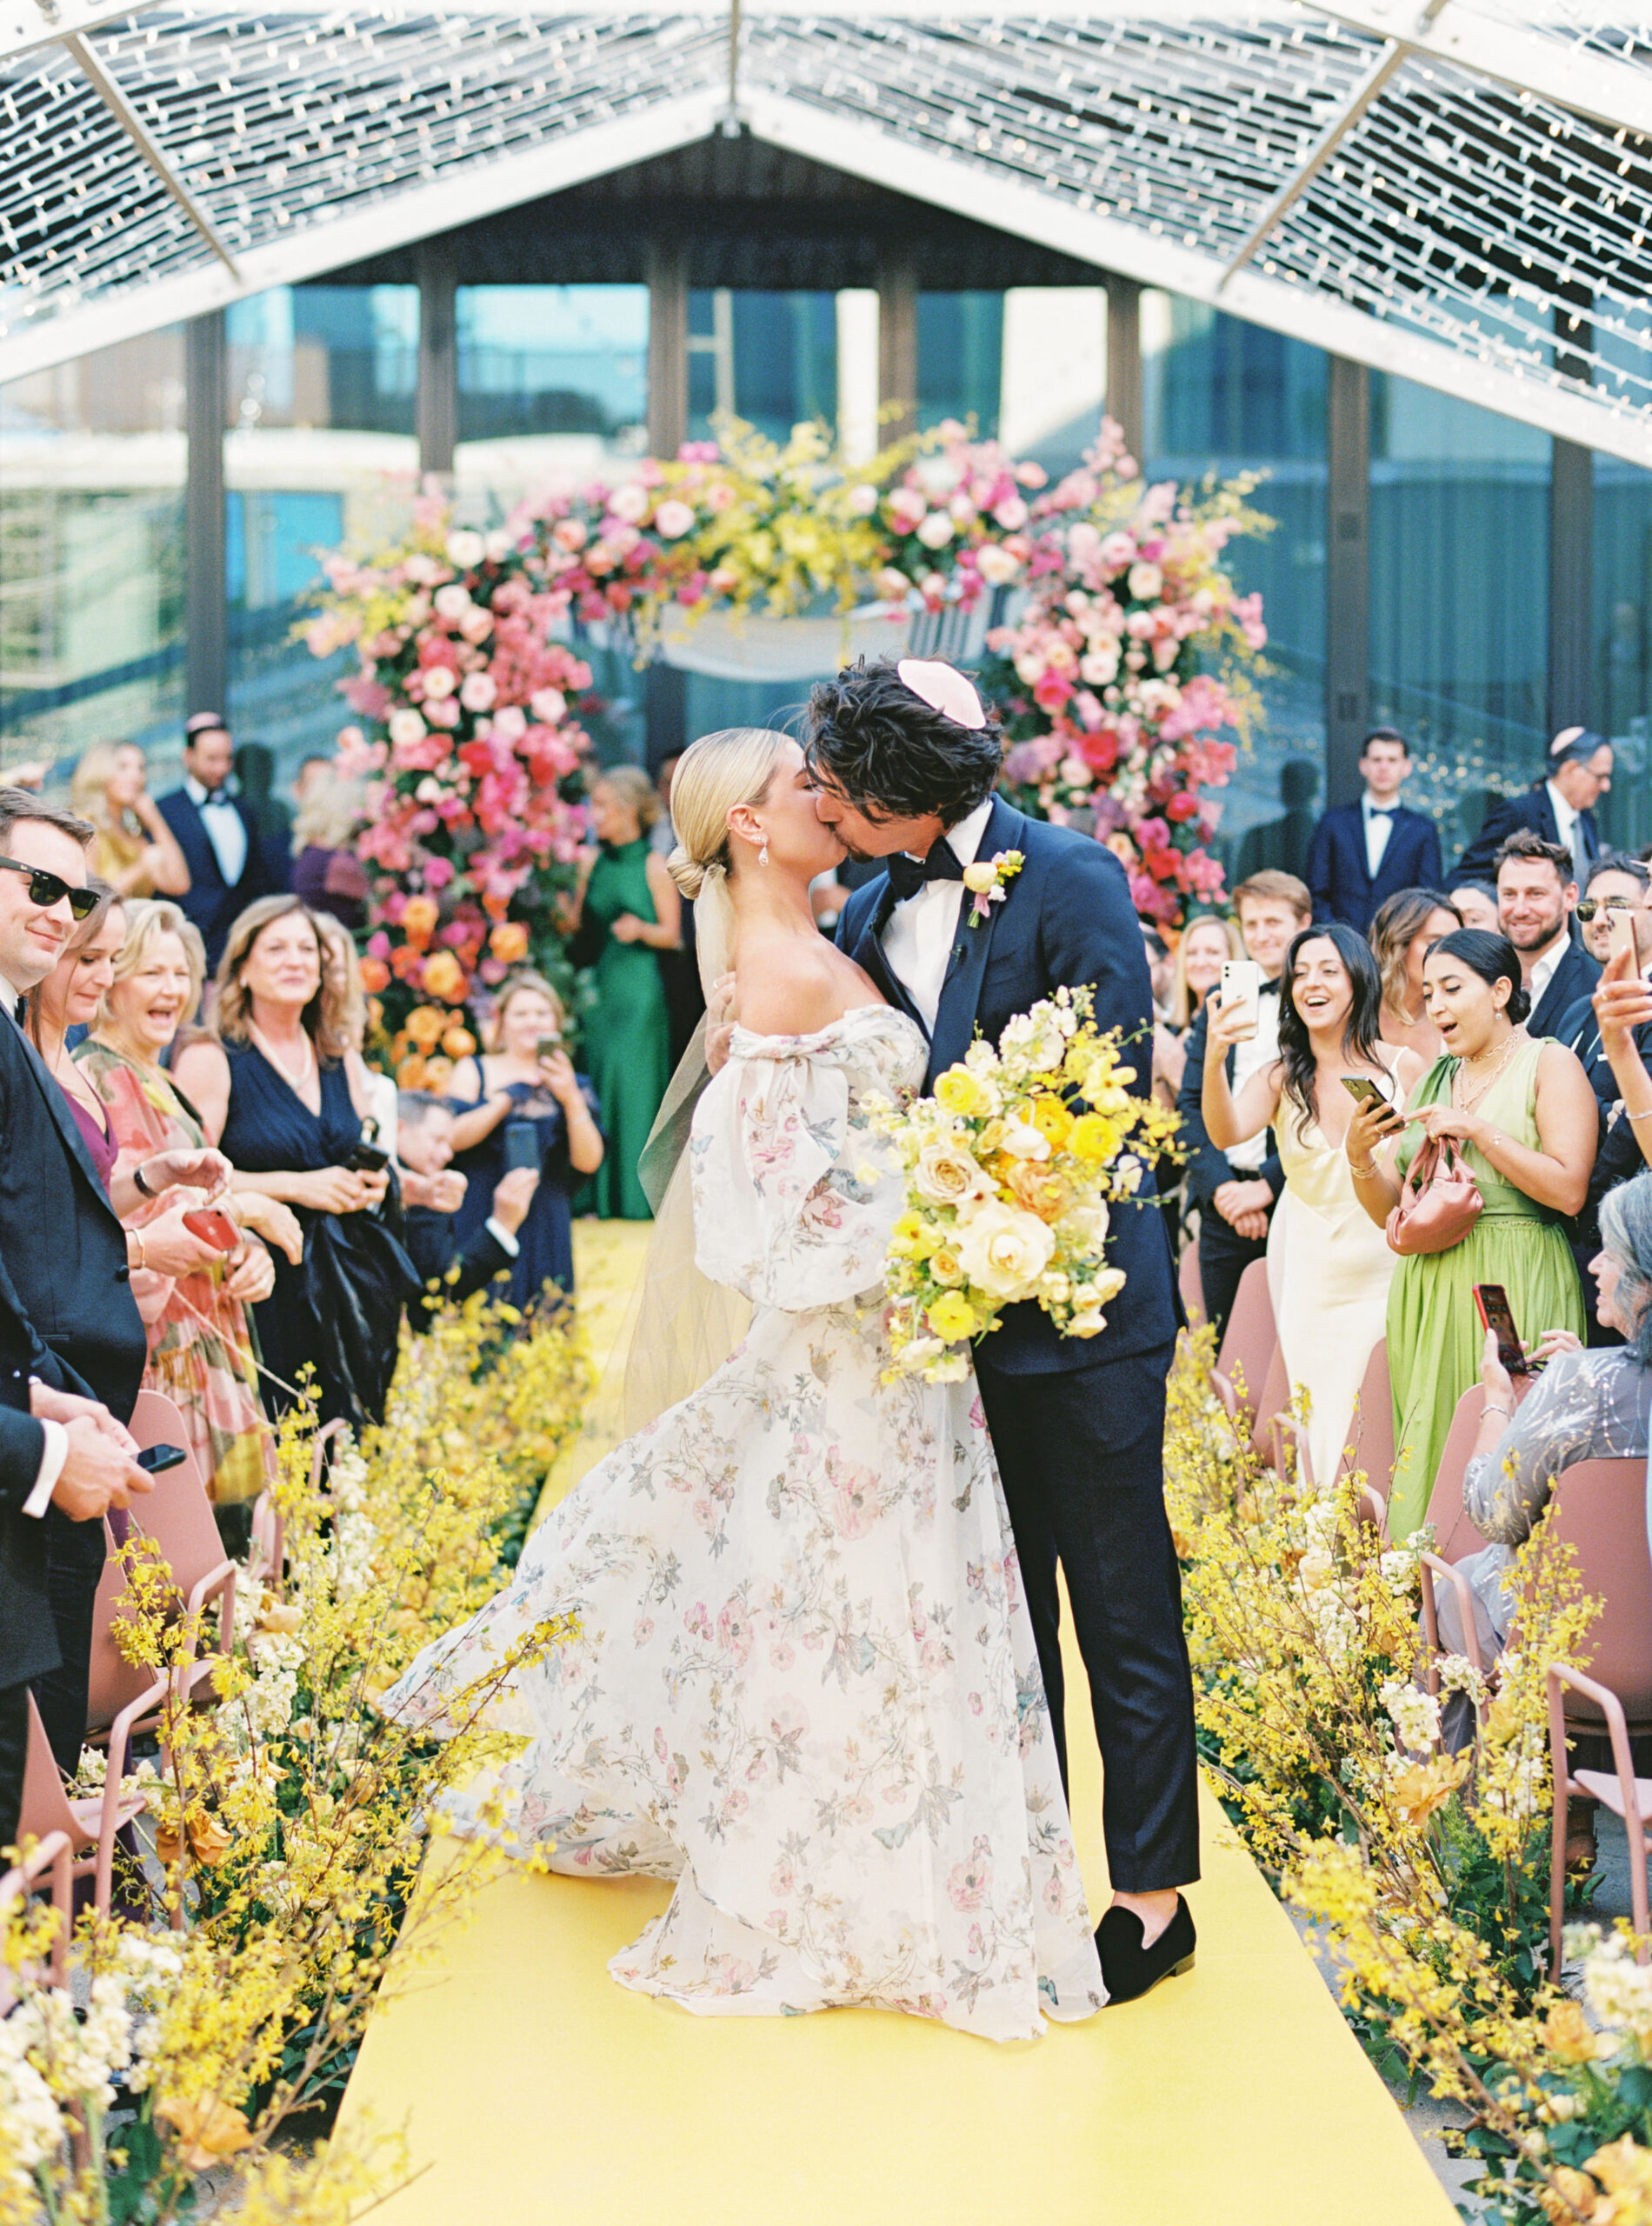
[{"x1": 382, "y1": 727, "x2": 1103, "y2": 2041}]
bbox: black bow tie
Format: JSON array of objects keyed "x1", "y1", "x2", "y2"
[
  {"x1": 200, "y1": 787, "x2": 230, "y2": 810},
  {"x1": 1366, "y1": 805, "x2": 1396, "y2": 819},
  {"x1": 886, "y1": 843, "x2": 965, "y2": 903}
]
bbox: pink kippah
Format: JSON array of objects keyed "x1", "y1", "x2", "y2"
[{"x1": 896, "y1": 657, "x2": 986, "y2": 730}]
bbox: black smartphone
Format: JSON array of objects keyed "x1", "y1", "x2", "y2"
[
  {"x1": 345, "y1": 1137, "x2": 390, "y2": 1174},
  {"x1": 1341, "y1": 1075, "x2": 1402, "y2": 1127},
  {"x1": 1473, "y1": 1283, "x2": 1529, "y2": 1376},
  {"x1": 503, "y1": 1120, "x2": 542, "y2": 1175},
  {"x1": 137, "y1": 1443, "x2": 187, "y2": 1474},
  {"x1": 536, "y1": 1035, "x2": 563, "y2": 1060}
]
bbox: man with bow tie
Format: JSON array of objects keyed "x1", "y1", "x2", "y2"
[
  {"x1": 1304, "y1": 728, "x2": 1443, "y2": 935},
  {"x1": 156, "y1": 713, "x2": 286, "y2": 974}
]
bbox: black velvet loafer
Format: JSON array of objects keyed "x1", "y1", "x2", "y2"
[{"x1": 1097, "y1": 1894, "x2": 1196, "y2": 2005}]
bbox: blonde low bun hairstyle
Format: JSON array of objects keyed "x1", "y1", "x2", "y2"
[{"x1": 665, "y1": 728, "x2": 790, "y2": 898}]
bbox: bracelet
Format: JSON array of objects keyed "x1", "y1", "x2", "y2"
[
  {"x1": 130, "y1": 1230, "x2": 146, "y2": 1271},
  {"x1": 1629, "y1": 1108, "x2": 1652, "y2": 1125},
  {"x1": 1481, "y1": 1402, "x2": 1512, "y2": 1419},
  {"x1": 1349, "y1": 1160, "x2": 1378, "y2": 1179},
  {"x1": 132, "y1": 1160, "x2": 159, "y2": 1199}
]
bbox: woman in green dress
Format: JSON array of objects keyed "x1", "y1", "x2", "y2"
[
  {"x1": 567, "y1": 764, "x2": 681, "y2": 1219},
  {"x1": 1343, "y1": 927, "x2": 1597, "y2": 1538}
]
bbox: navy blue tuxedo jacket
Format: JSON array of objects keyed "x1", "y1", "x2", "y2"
[
  {"x1": 1529, "y1": 939, "x2": 1601, "y2": 1043},
  {"x1": 155, "y1": 788, "x2": 286, "y2": 972},
  {"x1": 0, "y1": 1250, "x2": 63, "y2": 1693},
  {"x1": 1305, "y1": 803, "x2": 1443, "y2": 934},
  {"x1": 1456, "y1": 784, "x2": 1601, "y2": 885},
  {"x1": 836, "y1": 796, "x2": 1177, "y2": 1373}
]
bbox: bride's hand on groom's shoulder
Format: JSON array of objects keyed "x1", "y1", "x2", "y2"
[{"x1": 706, "y1": 973, "x2": 736, "y2": 1075}]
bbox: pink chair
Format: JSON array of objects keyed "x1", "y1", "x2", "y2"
[
  {"x1": 1549, "y1": 1665, "x2": 1652, "y2": 1970},
  {"x1": 18, "y1": 1689, "x2": 161, "y2": 1918},
  {"x1": 128, "y1": 1391, "x2": 237, "y2": 1670},
  {"x1": 1339, "y1": 1340, "x2": 1396, "y2": 1501},
  {"x1": 1418, "y1": 1388, "x2": 1494, "y2": 1563},
  {"x1": 1216, "y1": 1260, "x2": 1276, "y2": 1422},
  {"x1": 0, "y1": 1829, "x2": 74, "y2": 2006},
  {"x1": 1250, "y1": 1340, "x2": 1291, "y2": 1463}
]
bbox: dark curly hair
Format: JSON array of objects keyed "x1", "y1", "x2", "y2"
[
  {"x1": 803, "y1": 656, "x2": 1003, "y2": 826},
  {"x1": 1276, "y1": 923, "x2": 1386, "y2": 1136},
  {"x1": 1424, "y1": 926, "x2": 1532, "y2": 1025}
]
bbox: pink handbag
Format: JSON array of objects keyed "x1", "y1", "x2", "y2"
[{"x1": 1384, "y1": 1134, "x2": 1483, "y2": 1256}]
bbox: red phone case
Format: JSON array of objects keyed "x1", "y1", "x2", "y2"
[{"x1": 183, "y1": 1207, "x2": 239, "y2": 1252}]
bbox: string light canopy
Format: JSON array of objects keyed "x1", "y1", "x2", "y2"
[{"x1": 3, "y1": 1, "x2": 1651, "y2": 459}]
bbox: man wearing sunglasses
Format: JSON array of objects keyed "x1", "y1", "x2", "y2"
[{"x1": 0, "y1": 788, "x2": 225, "y2": 1771}]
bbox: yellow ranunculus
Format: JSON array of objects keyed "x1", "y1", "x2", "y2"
[
  {"x1": 936, "y1": 1067, "x2": 991, "y2": 1119},
  {"x1": 1069, "y1": 1113, "x2": 1119, "y2": 1165},
  {"x1": 1542, "y1": 1999, "x2": 1604, "y2": 2065},
  {"x1": 927, "y1": 1290, "x2": 978, "y2": 1343},
  {"x1": 929, "y1": 1245, "x2": 965, "y2": 1286},
  {"x1": 1029, "y1": 1096, "x2": 1074, "y2": 1149},
  {"x1": 890, "y1": 1210, "x2": 926, "y2": 1255}
]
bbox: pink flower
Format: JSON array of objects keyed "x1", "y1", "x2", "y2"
[
  {"x1": 947, "y1": 1843, "x2": 992, "y2": 1911},
  {"x1": 829, "y1": 1464, "x2": 883, "y2": 1538},
  {"x1": 607, "y1": 483, "x2": 649, "y2": 525},
  {"x1": 653, "y1": 497, "x2": 696, "y2": 540},
  {"x1": 459, "y1": 670, "x2": 496, "y2": 712}
]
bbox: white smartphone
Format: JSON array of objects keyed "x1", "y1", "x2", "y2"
[{"x1": 1218, "y1": 959, "x2": 1262, "y2": 1042}]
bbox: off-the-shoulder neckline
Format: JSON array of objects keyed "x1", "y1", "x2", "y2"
[{"x1": 726, "y1": 1004, "x2": 917, "y2": 1051}]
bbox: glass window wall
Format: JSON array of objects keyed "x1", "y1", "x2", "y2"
[
  {"x1": 916, "y1": 289, "x2": 1105, "y2": 482},
  {"x1": 688, "y1": 290, "x2": 836, "y2": 447},
  {"x1": 1142, "y1": 294, "x2": 1328, "y2": 886},
  {"x1": 456, "y1": 283, "x2": 648, "y2": 516},
  {"x1": 1369, "y1": 374, "x2": 1550, "y2": 869},
  {"x1": 224, "y1": 283, "x2": 418, "y2": 771},
  {"x1": 1593, "y1": 450, "x2": 1652, "y2": 856},
  {"x1": 0, "y1": 330, "x2": 187, "y2": 781}
]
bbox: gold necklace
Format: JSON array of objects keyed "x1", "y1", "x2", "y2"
[{"x1": 1453, "y1": 1031, "x2": 1518, "y2": 1115}]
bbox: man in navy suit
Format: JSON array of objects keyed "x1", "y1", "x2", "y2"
[
  {"x1": 157, "y1": 714, "x2": 286, "y2": 973},
  {"x1": 814, "y1": 656, "x2": 1197, "y2": 2006},
  {"x1": 1495, "y1": 829, "x2": 1600, "y2": 1040},
  {"x1": 1303, "y1": 728, "x2": 1443, "y2": 934},
  {"x1": 1456, "y1": 726, "x2": 1615, "y2": 886}
]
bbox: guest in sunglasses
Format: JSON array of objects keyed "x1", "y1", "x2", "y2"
[{"x1": 0, "y1": 790, "x2": 228, "y2": 1773}]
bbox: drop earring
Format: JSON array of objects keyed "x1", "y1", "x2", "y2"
[{"x1": 759, "y1": 836, "x2": 770, "y2": 867}]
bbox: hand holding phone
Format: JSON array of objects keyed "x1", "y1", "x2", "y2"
[
  {"x1": 1609, "y1": 905, "x2": 1638, "y2": 969},
  {"x1": 183, "y1": 1206, "x2": 239, "y2": 1253},
  {"x1": 1216, "y1": 960, "x2": 1262, "y2": 1043},
  {"x1": 136, "y1": 1443, "x2": 187, "y2": 1474},
  {"x1": 1473, "y1": 1283, "x2": 1529, "y2": 1376},
  {"x1": 345, "y1": 1137, "x2": 391, "y2": 1175},
  {"x1": 503, "y1": 1120, "x2": 542, "y2": 1175}
]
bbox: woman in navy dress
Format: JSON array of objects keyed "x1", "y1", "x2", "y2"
[
  {"x1": 176, "y1": 896, "x2": 417, "y2": 1428},
  {"x1": 445, "y1": 972, "x2": 605, "y2": 1313}
]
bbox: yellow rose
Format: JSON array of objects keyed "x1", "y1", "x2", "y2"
[
  {"x1": 1029, "y1": 1096, "x2": 1074, "y2": 1150},
  {"x1": 927, "y1": 1291, "x2": 978, "y2": 1343},
  {"x1": 955, "y1": 1201, "x2": 1056, "y2": 1302},
  {"x1": 961, "y1": 860, "x2": 999, "y2": 896},
  {"x1": 1542, "y1": 1999, "x2": 1604, "y2": 2065},
  {"x1": 936, "y1": 1067, "x2": 991, "y2": 1118},
  {"x1": 929, "y1": 1245, "x2": 965, "y2": 1285},
  {"x1": 914, "y1": 1138, "x2": 995, "y2": 1214},
  {"x1": 1069, "y1": 1113, "x2": 1120, "y2": 1165}
]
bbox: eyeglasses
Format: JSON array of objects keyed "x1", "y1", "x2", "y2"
[
  {"x1": 1577, "y1": 896, "x2": 1643, "y2": 923},
  {"x1": 0, "y1": 856, "x2": 99, "y2": 921}
]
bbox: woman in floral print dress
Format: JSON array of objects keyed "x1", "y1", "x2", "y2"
[{"x1": 383, "y1": 730, "x2": 1103, "y2": 2041}]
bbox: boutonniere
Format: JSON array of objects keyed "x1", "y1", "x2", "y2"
[{"x1": 961, "y1": 850, "x2": 1023, "y2": 927}]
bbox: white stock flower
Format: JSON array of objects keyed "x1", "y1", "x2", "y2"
[
  {"x1": 1380, "y1": 1678, "x2": 1442, "y2": 1753},
  {"x1": 999, "y1": 1119, "x2": 1051, "y2": 1162}
]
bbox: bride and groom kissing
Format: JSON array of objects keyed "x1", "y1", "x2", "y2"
[{"x1": 383, "y1": 654, "x2": 1199, "y2": 2040}]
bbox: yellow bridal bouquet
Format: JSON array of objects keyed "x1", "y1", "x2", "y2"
[{"x1": 868, "y1": 986, "x2": 1176, "y2": 1383}]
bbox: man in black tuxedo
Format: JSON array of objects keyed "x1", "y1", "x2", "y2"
[
  {"x1": 817, "y1": 656, "x2": 1196, "y2": 2006},
  {"x1": 0, "y1": 789, "x2": 226, "y2": 1772},
  {"x1": 1176, "y1": 870, "x2": 1310, "y2": 1341},
  {"x1": 0, "y1": 1250, "x2": 150, "y2": 1842},
  {"x1": 157, "y1": 714, "x2": 284, "y2": 974},
  {"x1": 1456, "y1": 726, "x2": 1614, "y2": 886},
  {"x1": 1495, "y1": 829, "x2": 1600, "y2": 1041},
  {"x1": 1304, "y1": 728, "x2": 1444, "y2": 934},
  {"x1": 396, "y1": 1092, "x2": 540, "y2": 1303}
]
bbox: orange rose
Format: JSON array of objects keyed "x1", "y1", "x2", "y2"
[
  {"x1": 422, "y1": 950, "x2": 468, "y2": 1003},
  {"x1": 359, "y1": 956, "x2": 390, "y2": 994},
  {"x1": 405, "y1": 1004, "x2": 446, "y2": 1048},
  {"x1": 490, "y1": 921, "x2": 530, "y2": 964},
  {"x1": 443, "y1": 1025, "x2": 477, "y2": 1058},
  {"x1": 396, "y1": 1053, "x2": 429, "y2": 1089},
  {"x1": 402, "y1": 895, "x2": 439, "y2": 949}
]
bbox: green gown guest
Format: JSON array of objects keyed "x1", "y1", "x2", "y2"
[
  {"x1": 569, "y1": 764, "x2": 681, "y2": 1220},
  {"x1": 1344, "y1": 929, "x2": 1597, "y2": 1541}
]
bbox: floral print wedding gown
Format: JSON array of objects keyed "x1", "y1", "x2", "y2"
[{"x1": 383, "y1": 1006, "x2": 1102, "y2": 2041}]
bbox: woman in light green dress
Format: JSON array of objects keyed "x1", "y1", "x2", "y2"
[
  {"x1": 1343, "y1": 928, "x2": 1598, "y2": 1539},
  {"x1": 567, "y1": 765, "x2": 682, "y2": 1220}
]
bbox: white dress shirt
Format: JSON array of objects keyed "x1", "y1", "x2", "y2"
[
  {"x1": 0, "y1": 970, "x2": 71, "y2": 1515},
  {"x1": 880, "y1": 796, "x2": 996, "y2": 1033},
  {"x1": 185, "y1": 773, "x2": 249, "y2": 888},
  {"x1": 1527, "y1": 933, "x2": 1569, "y2": 1019},
  {"x1": 1362, "y1": 792, "x2": 1397, "y2": 880},
  {"x1": 1224, "y1": 983, "x2": 1282, "y2": 1174}
]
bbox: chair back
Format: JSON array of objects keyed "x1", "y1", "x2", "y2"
[
  {"x1": 127, "y1": 1390, "x2": 236, "y2": 1653},
  {"x1": 1420, "y1": 1387, "x2": 1493, "y2": 1562},
  {"x1": 1341, "y1": 1340, "x2": 1396, "y2": 1499},
  {"x1": 1216, "y1": 1259, "x2": 1276, "y2": 1419},
  {"x1": 1178, "y1": 1242, "x2": 1205, "y2": 1328},
  {"x1": 85, "y1": 1519, "x2": 164, "y2": 1734},
  {"x1": 18, "y1": 1696, "x2": 82, "y2": 1851},
  {"x1": 1250, "y1": 1340, "x2": 1292, "y2": 1461},
  {"x1": 1543, "y1": 1458, "x2": 1652, "y2": 1730}
]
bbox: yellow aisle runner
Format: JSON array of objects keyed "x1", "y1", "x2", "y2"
[{"x1": 339, "y1": 1224, "x2": 1455, "y2": 2226}]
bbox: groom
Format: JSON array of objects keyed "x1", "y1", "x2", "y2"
[{"x1": 810, "y1": 655, "x2": 1199, "y2": 2003}]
